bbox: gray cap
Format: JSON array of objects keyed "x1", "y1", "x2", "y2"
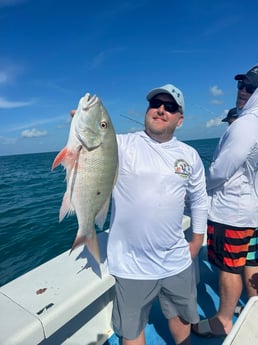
[
  {"x1": 234, "y1": 65, "x2": 258, "y2": 87},
  {"x1": 146, "y1": 84, "x2": 185, "y2": 113},
  {"x1": 221, "y1": 107, "x2": 238, "y2": 122}
]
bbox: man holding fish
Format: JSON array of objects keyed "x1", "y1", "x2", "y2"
[{"x1": 61, "y1": 83, "x2": 208, "y2": 345}]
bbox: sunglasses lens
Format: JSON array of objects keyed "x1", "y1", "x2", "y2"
[
  {"x1": 237, "y1": 80, "x2": 257, "y2": 94},
  {"x1": 149, "y1": 99, "x2": 162, "y2": 109},
  {"x1": 247, "y1": 85, "x2": 256, "y2": 94},
  {"x1": 149, "y1": 99, "x2": 179, "y2": 113},
  {"x1": 165, "y1": 103, "x2": 179, "y2": 112}
]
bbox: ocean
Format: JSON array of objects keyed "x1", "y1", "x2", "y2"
[{"x1": 0, "y1": 137, "x2": 219, "y2": 287}]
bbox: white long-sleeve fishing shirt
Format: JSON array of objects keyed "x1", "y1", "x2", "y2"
[
  {"x1": 207, "y1": 88, "x2": 258, "y2": 227},
  {"x1": 107, "y1": 131, "x2": 208, "y2": 279}
]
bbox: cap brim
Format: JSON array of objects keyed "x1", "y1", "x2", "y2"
[
  {"x1": 222, "y1": 116, "x2": 238, "y2": 122},
  {"x1": 234, "y1": 74, "x2": 246, "y2": 80},
  {"x1": 146, "y1": 88, "x2": 172, "y2": 101}
]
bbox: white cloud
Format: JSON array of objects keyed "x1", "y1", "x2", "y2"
[
  {"x1": 206, "y1": 109, "x2": 229, "y2": 128},
  {"x1": 90, "y1": 47, "x2": 125, "y2": 69},
  {"x1": 211, "y1": 99, "x2": 223, "y2": 105},
  {"x1": 5, "y1": 115, "x2": 69, "y2": 133},
  {"x1": 0, "y1": 72, "x2": 8, "y2": 84},
  {"x1": 0, "y1": 61, "x2": 25, "y2": 85},
  {"x1": 206, "y1": 117, "x2": 223, "y2": 128},
  {"x1": 21, "y1": 128, "x2": 47, "y2": 138},
  {"x1": 0, "y1": 0, "x2": 27, "y2": 7},
  {"x1": 0, "y1": 135, "x2": 17, "y2": 145},
  {"x1": 210, "y1": 85, "x2": 223, "y2": 97},
  {"x1": 0, "y1": 97, "x2": 33, "y2": 109}
]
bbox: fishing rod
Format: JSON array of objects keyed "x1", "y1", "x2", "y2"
[{"x1": 120, "y1": 114, "x2": 144, "y2": 126}]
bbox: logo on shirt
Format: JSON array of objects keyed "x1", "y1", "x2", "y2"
[{"x1": 174, "y1": 159, "x2": 192, "y2": 178}]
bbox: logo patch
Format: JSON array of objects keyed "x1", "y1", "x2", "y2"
[{"x1": 174, "y1": 159, "x2": 192, "y2": 178}]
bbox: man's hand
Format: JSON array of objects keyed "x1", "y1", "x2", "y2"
[
  {"x1": 70, "y1": 110, "x2": 76, "y2": 117},
  {"x1": 189, "y1": 233, "x2": 204, "y2": 259}
]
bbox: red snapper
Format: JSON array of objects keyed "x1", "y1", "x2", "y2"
[{"x1": 52, "y1": 93, "x2": 118, "y2": 263}]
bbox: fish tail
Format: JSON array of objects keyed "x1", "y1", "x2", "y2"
[{"x1": 70, "y1": 232, "x2": 101, "y2": 263}]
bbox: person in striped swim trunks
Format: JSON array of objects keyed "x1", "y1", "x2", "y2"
[{"x1": 192, "y1": 64, "x2": 258, "y2": 338}]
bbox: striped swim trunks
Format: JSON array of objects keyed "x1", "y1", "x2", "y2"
[
  {"x1": 207, "y1": 220, "x2": 256, "y2": 273},
  {"x1": 246, "y1": 228, "x2": 258, "y2": 266}
]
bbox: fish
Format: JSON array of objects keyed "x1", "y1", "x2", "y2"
[{"x1": 52, "y1": 93, "x2": 118, "y2": 263}]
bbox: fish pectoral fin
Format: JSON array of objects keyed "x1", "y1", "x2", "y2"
[
  {"x1": 95, "y1": 196, "x2": 111, "y2": 230},
  {"x1": 51, "y1": 147, "x2": 80, "y2": 171},
  {"x1": 59, "y1": 192, "x2": 75, "y2": 222},
  {"x1": 70, "y1": 232, "x2": 101, "y2": 263},
  {"x1": 52, "y1": 147, "x2": 68, "y2": 170}
]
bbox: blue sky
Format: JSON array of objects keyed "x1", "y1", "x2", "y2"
[{"x1": 1, "y1": 0, "x2": 258, "y2": 156}]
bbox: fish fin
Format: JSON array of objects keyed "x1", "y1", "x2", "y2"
[
  {"x1": 113, "y1": 166, "x2": 118, "y2": 188},
  {"x1": 52, "y1": 147, "x2": 80, "y2": 171},
  {"x1": 86, "y1": 232, "x2": 101, "y2": 263},
  {"x1": 52, "y1": 147, "x2": 69, "y2": 170},
  {"x1": 59, "y1": 191, "x2": 75, "y2": 222},
  {"x1": 95, "y1": 196, "x2": 111, "y2": 230},
  {"x1": 70, "y1": 232, "x2": 101, "y2": 263}
]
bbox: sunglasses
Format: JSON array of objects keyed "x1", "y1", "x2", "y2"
[
  {"x1": 149, "y1": 98, "x2": 179, "y2": 113},
  {"x1": 237, "y1": 80, "x2": 257, "y2": 94}
]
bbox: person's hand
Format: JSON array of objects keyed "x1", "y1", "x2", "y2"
[
  {"x1": 70, "y1": 110, "x2": 76, "y2": 117},
  {"x1": 189, "y1": 233, "x2": 204, "y2": 259}
]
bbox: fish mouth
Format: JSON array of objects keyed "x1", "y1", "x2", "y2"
[
  {"x1": 83, "y1": 93, "x2": 99, "y2": 110},
  {"x1": 75, "y1": 93, "x2": 103, "y2": 151}
]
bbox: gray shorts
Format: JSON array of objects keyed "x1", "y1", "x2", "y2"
[{"x1": 112, "y1": 264, "x2": 199, "y2": 340}]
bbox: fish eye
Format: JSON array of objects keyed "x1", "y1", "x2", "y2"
[{"x1": 100, "y1": 121, "x2": 108, "y2": 129}]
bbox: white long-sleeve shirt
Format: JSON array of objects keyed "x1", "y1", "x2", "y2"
[
  {"x1": 207, "y1": 88, "x2": 258, "y2": 227},
  {"x1": 107, "y1": 131, "x2": 208, "y2": 279}
]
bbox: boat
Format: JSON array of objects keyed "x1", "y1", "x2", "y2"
[{"x1": 1, "y1": 215, "x2": 257, "y2": 345}]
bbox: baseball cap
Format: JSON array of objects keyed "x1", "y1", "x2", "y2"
[
  {"x1": 221, "y1": 107, "x2": 238, "y2": 122},
  {"x1": 234, "y1": 64, "x2": 258, "y2": 87},
  {"x1": 146, "y1": 84, "x2": 185, "y2": 113}
]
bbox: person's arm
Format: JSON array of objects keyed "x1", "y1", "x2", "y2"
[
  {"x1": 189, "y1": 233, "x2": 204, "y2": 259},
  {"x1": 187, "y1": 150, "x2": 208, "y2": 257},
  {"x1": 206, "y1": 119, "x2": 255, "y2": 191}
]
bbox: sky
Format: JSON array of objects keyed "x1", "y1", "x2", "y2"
[{"x1": 0, "y1": 0, "x2": 258, "y2": 156}]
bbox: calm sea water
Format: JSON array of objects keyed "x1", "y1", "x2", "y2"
[{"x1": 0, "y1": 137, "x2": 219, "y2": 286}]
